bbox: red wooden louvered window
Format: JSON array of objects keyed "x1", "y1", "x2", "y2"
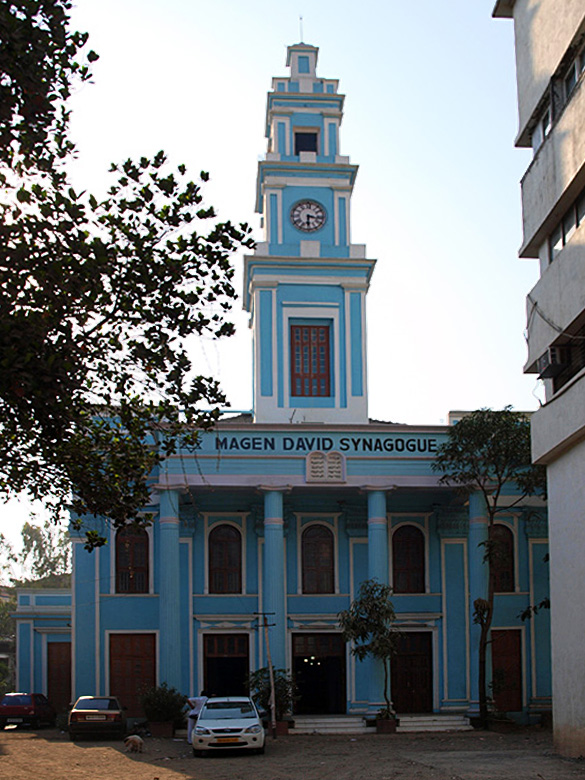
[
  {"x1": 116, "y1": 526, "x2": 149, "y2": 593},
  {"x1": 302, "y1": 525, "x2": 334, "y2": 594},
  {"x1": 290, "y1": 324, "x2": 331, "y2": 397},
  {"x1": 392, "y1": 525, "x2": 425, "y2": 594},
  {"x1": 209, "y1": 524, "x2": 242, "y2": 593}
]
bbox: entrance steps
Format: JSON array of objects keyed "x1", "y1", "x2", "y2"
[
  {"x1": 291, "y1": 715, "x2": 369, "y2": 735},
  {"x1": 397, "y1": 714, "x2": 472, "y2": 733},
  {"x1": 290, "y1": 713, "x2": 472, "y2": 735}
]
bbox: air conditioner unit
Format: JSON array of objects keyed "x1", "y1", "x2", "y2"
[{"x1": 536, "y1": 346, "x2": 570, "y2": 378}]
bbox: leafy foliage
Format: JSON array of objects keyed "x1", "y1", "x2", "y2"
[
  {"x1": 0, "y1": 2, "x2": 254, "y2": 546},
  {"x1": 0, "y1": 533, "x2": 15, "y2": 585},
  {"x1": 518, "y1": 596, "x2": 550, "y2": 622},
  {"x1": 17, "y1": 520, "x2": 71, "y2": 582},
  {"x1": 432, "y1": 408, "x2": 547, "y2": 726},
  {"x1": 0, "y1": 0, "x2": 97, "y2": 174},
  {"x1": 246, "y1": 667, "x2": 298, "y2": 721},
  {"x1": 338, "y1": 579, "x2": 399, "y2": 716},
  {"x1": 0, "y1": 520, "x2": 70, "y2": 585},
  {"x1": 0, "y1": 592, "x2": 16, "y2": 696},
  {"x1": 432, "y1": 407, "x2": 546, "y2": 506},
  {"x1": 141, "y1": 682, "x2": 186, "y2": 726}
]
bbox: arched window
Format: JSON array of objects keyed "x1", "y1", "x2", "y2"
[
  {"x1": 392, "y1": 525, "x2": 425, "y2": 594},
  {"x1": 116, "y1": 526, "x2": 149, "y2": 593},
  {"x1": 302, "y1": 525, "x2": 334, "y2": 594},
  {"x1": 209, "y1": 524, "x2": 242, "y2": 594},
  {"x1": 491, "y1": 524, "x2": 515, "y2": 592}
]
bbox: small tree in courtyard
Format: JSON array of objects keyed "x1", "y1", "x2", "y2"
[
  {"x1": 338, "y1": 578, "x2": 400, "y2": 718},
  {"x1": 432, "y1": 407, "x2": 546, "y2": 727}
]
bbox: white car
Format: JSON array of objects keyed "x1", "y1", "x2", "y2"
[{"x1": 191, "y1": 696, "x2": 265, "y2": 756}]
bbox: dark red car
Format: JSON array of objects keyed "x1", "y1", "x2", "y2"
[{"x1": 0, "y1": 692, "x2": 56, "y2": 729}]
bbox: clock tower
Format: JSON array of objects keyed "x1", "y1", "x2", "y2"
[{"x1": 244, "y1": 43, "x2": 376, "y2": 424}]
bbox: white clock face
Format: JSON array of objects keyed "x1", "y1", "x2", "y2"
[{"x1": 290, "y1": 200, "x2": 326, "y2": 233}]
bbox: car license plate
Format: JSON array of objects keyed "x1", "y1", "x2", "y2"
[
  {"x1": 7, "y1": 718, "x2": 23, "y2": 723},
  {"x1": 216, "y1": 737, "x2": 239, "y2": 743},
  {"x1": 86, "y1": 715, "x2": 106, "y2": 721}
]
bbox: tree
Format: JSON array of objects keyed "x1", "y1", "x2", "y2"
[
  {"x1": 338, "y1": 579, "x2": 400, "y2": 718},
  {"x1": 0, "y1": 533, "x2": 16, "y2": 585},
  {"x1": 432, "y1": 407, "x2": 546, "y2": 727},
  {"x1": 0, "y1": 593, "x2": 16, "y2": 696},
  {"x1": 0, "y1": 520, "x2": 70, "y2": 586},
  {"x1": 0, "y1": 0, "x2": 97, "y2": 174},
  {"x1": 0, "y1": 2, "x2": 254, "y2": 547},
  {"x1": 17, "y1": 520, "x2": 71, "y2": 583},
  {"x1": 246, "y1": 667, "x2": 298, "y2": 722}
]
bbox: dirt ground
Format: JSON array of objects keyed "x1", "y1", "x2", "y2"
[{"x1": 2, "y1": 725, "x2": 585, "y2": 780}]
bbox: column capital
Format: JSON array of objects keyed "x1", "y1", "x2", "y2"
[
  {"x1": 257, "y1": 484, "x2": 293, "y2": 493},
  {"x1": 153, "y1": 482, "x2": 189, "y2": 492},
  {"x1": 159, "y1": 516, "x2": 180, "y2": 527},
  {"x1": 469, "y1": 516, "x2": 489, "y2": 527}
]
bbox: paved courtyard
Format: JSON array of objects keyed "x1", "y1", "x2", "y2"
[{"x1": 2, "y1": 726, "x2": 585, "y2": 780}]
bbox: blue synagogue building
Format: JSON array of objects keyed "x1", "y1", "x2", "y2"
[{"x1": 14, "y1": 44, "x2": 551, "y2": 726}]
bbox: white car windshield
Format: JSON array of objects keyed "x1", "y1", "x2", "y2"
[{"x1": 200, "y1": 702, "x2": 256, "y2": 719}]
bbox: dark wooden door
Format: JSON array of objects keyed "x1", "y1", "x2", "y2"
[
  {"x1": 292, "y1": 633, "x2": 346, "y2": 714},
  {"x1": 391, "y1": 632, "x2": 433, "y2": 713},
  {"x1": 109, "y1": 633, "x2": 156, "y2": 717},
  {"x1": 204, "y1": 634, "x2": 249, "y2": 696},
  {"x1": 491, "y1": 629, "x2": 522, "y2": 712},
  {"x1": 47, "y1": 641, "x2": 71, "y2": 714}
]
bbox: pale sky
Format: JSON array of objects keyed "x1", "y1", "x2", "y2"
[{"x1": 4, "y1": 1, "x2": 539, "y2": 549}]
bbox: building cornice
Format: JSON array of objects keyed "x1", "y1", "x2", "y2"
[{"x1": 492, "y1": 0, "x2": 515, "y2": 19}]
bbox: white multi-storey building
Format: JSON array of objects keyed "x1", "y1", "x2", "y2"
[{"x1": 494, "y1": 0, "x2": 585, "y2": 758}]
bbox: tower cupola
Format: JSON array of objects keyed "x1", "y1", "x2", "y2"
[{"x1": 243, "y1": 44, "x2": 376, "y2": 425}]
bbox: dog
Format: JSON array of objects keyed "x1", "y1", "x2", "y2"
[{"x1": 124, "y1": 734, "x2": 144, "y2": 753}]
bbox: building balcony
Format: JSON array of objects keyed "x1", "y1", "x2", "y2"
[
  {"x1": 520, "y1": 77, "x2": 585, "y2": 257},
  {"x1": 531, "y1": 370, "x2": 585, "y2": 463},
  {"x1": 524, "y1": 228, "x2": 585, "y2": 372}
]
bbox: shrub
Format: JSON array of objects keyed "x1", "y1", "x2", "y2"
[
  {"x1": 140, "y1": 683, "x2": 186, "y2": 726},
  {"x1": 246, "y1": 667, "x2": 298, "y2": 721}
]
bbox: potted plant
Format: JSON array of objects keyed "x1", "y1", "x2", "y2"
[
  {"x1": 247, "y1": 667, "x2": 298, "y2": 735},
  {"x1": 141, "y1": 683, "x2": 186, "y2": 737},
  {"x1": 375, "y1": 707, "x2": 398, "y2": 733},
  {"x1": 338, "y1": 579, "x2": 400, "y2": 734}
]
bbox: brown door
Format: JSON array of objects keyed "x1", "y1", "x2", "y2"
[
  {"x1": 491, "y1": 629, "x2": 522, "y2": 712},
  {"x1": 109, "y1": 633, "x2": 156, "y2": 717},
  {"x1": 204, "y1": 634, "x2": 249, "y2": 696},
  {"x1": 47, "y1": 642, "x2": 71, "y2": 714},
  {"x1": 292, "y1": 633, "x2": 346, "y2": 714},
  {"x1": 391, "y1": 632, "x2": 433, "y2": 713}
]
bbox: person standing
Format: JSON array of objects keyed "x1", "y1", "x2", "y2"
[{"x1": 187, "y1": 690, "x2": 208, "y2": 743}]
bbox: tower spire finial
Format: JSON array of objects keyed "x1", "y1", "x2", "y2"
[{"x1": 299, "y1": 15, "x2": 303, "y2": 42}]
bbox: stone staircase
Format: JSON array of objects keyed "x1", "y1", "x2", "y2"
[
  {"x1": 397, "y1": 714, "x2": 472, "y2": 733},
  {"x1": 290, "y1": 713, "x2": 472, "y2": 735},
  {"x1": 291, "y1": 715, "x2": 368, "y2": 735}
]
